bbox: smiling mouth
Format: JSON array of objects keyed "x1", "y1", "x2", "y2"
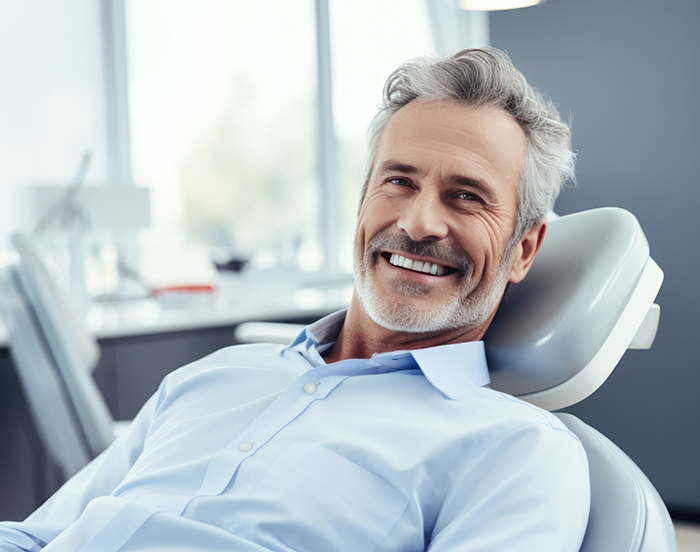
[{"x1": 385, "y1": 252, "x2": 455, "y2": 276}]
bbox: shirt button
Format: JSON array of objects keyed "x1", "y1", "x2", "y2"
[
  {"x1": 239, "y1": 442, "x2": 253, "y2": 452},
  {"x1": 304, "y1": 382, "x2": 317, "y2": 394}
]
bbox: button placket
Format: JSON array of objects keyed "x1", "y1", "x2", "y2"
[{"x1": 190, "y1": 373, "x2": 348, "y2": 509}]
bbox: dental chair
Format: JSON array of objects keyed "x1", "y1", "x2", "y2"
[
  {"x1": 0, "y1": 233, "x2": 128, "y2": 479},
  {"x1": 234, "y1": 207, "x2": 676, "y2": 552}
]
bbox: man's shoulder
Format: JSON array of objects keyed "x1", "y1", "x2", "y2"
[{"x1": 456, "y1": 385, "x2": 582, "y2": 447}]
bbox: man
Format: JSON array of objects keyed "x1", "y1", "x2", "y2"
[{"x1": 0, "y1": 47, "x2": 588, "y2": 551}]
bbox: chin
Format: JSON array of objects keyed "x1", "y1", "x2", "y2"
[{"x1": 355, "y1": 272, "x2": 505, "y2": 334}]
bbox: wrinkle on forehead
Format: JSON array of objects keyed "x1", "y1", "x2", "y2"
[
  {"x1": 387, "y1": 142, "x2": 503, "y2": 185},
  {"x1": 377, "y1": 100, "x2": 527, "y2": 190},
  {"x1": 371, "y1": 111, "x2": 524, "y2": 225}
]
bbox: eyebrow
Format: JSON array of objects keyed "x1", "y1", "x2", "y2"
[
  {"x1": 376, "y1": 161, "x2": 420, "y2": 176},
  {"x1": 376, "y1": 160, "x2": 498, "y2": 203}
]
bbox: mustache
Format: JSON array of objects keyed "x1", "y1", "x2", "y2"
[{"x1": 365, "y1": 232, "x2": 472, "y2": 279}]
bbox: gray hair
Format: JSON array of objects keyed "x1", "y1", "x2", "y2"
[{"x1": 362, "y1": 47, "x2": 575, "y2": 241}]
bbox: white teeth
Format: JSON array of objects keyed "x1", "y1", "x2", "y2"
[{"x1": 388, "y1": 254, "x2": 448, "y2": 276}]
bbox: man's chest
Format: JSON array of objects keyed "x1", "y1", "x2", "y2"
[{"x1": 108, "y1": 370, "x2": 493, "y2": 551}]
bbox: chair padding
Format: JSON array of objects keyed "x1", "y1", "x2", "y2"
[
  {"x1": 0, "y1": 266, "x2": 91, "y2": 477},
  {"x1": 555, "y1": 413, "x2": 676, "y2": 552},
  {"x1": 484, "y1": 208, "x2": 663, "y2": 410},
  {"x1": 11, "y1": 233, "x2": 115, "y2": 455}
]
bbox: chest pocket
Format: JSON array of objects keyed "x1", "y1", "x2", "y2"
[{"x1": 226, "y1": 443, "x2": 408, "y2": 552}]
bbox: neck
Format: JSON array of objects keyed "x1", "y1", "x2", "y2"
[{"x1": 322, "y1": 291, "x2": 492, "y2": 363}]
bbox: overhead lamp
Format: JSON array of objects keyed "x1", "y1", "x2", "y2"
[{"x1": 458, "y1": 0, "x2": 546, "y2": 11}]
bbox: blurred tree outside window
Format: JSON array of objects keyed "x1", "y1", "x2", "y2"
[{"x1": 125, "y1": 0, "x2": 433, "y2": 279}]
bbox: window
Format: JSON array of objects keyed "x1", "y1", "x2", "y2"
[
  {"x1": 0, "y1": 0, "x2": 108, "y2": 249},
  {"x1": 329, "y1": 0, "x2": 434, "y2": 271},
  {"x1": 126, "y1": 0, "x2": 320, "y2": 272},
  {"x1": 125, "y1": 0, "x2": 434, "y2": 277}
]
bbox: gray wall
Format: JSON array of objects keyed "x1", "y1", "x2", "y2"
[{"x1": 490, "y1": 0, "x2": 700, "y2": 513}]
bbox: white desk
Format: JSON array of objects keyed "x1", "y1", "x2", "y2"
[{"x1": 0, "y1": 269, "x2": 354, "y2": 346}]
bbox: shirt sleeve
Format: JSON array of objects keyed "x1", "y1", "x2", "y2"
[
  {"x1": 0, "y1": 391, "x2": 158, "y2": 552},
  {"x1": 427, "y1": 421, "x2": 590, "y2": 552}
]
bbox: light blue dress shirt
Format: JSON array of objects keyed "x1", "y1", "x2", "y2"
[{"x1": 0, "y1": 310, "x2": 589, "y2": 552}]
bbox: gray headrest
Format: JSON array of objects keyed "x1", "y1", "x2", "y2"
[{"x1": 483, "y1": 208, "x2": 663, "y2": 411}]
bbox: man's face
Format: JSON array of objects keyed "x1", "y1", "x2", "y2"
[{"x1": 353, "y1": 99, "x2": 532, "y2": 334}]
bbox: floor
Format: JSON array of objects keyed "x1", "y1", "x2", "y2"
[{"x1": 675, "y1": 522, "x2": 700, "y2": 552}]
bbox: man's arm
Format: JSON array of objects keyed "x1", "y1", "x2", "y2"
[
  {"x1": 427, "y1": 421, "x2": 590, "y2": 552},
  {"x1": 0, "y1": 392, "x2": 158, "y2": 552}
]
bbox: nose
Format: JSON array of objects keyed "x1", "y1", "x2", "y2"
[{"x1": 396, "y1": 189, "x2": 449, "y2": 242}]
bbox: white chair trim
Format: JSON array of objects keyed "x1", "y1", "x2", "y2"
[{"x1": 520, "y1": 258, "x2": 663, "y2": 411}]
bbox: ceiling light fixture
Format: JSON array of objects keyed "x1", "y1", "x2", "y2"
[{"x1": 458, "y1": 0, "x2": 546, "y2": 11}]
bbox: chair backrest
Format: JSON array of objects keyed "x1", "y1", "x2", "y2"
[
  {"x1": 483, "y1": 207, "x2": 674, "y2": 552},
  {"x1": 555, "y1": 414, "x2": 677, "y2": 552},
  {"x1": 0, "y1": 265, "x2": 91, "y2": 477},
  {"x1": 11, "y1": 233, "x2": 115, "y2": 456}
]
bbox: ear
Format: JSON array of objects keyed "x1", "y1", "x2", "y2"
[{"x1": 507, "y1": 222, "x2": 546, "y2": 284}]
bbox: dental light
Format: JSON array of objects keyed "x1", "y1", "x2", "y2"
[{"x1": 458, "y1": 0, "x2": 547, "y2": 11}]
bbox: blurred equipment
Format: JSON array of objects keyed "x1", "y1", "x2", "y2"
[
  {"x1": 19, "y1": 152, "x2": 150, "y2": 304},
  {"x1": 0, "y1": 233, "x2": 129, "y2": 479},
  {"x1": 33, "y1": 151, "x2": 93, "y2": 236},
  {"x1": 234, "y1": 322, "x2": 305, "y2": 344}
]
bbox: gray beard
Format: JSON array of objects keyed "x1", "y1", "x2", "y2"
[{"x1": 353, "y1": 231, "x2": 512, "y2": 334}]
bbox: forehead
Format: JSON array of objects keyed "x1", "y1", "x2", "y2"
[{"x1": 374, "y1": 99, "x2": 528, "y2": 197}]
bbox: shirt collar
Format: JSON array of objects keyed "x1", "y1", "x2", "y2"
[{"x1": 283, "y1": 309, "x2": 491, "y2": 401}]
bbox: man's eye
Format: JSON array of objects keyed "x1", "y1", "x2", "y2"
[
  {"x1": 458, "y1": 191, "x2": 481, "y2": 202},
  {"x1": 388, "y1": 177, "x2": 411, "y2": 187}
]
